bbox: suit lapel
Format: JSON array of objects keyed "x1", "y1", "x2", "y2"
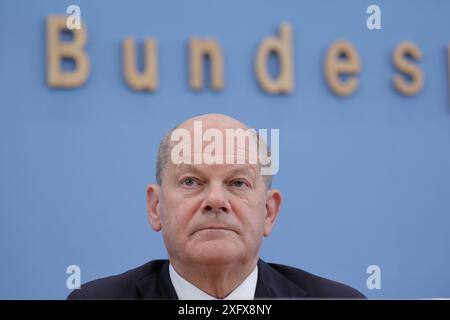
[
  {"x1": 255, "y1": 259, "x2": 308, "y2": 299},
  {"x1": 136, "y1": 260, "x2": 179, "y2": 299}
]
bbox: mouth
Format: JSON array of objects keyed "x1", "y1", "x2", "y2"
[{"x1": 193, "y1": 225, "x2": 238, "y2": 235}]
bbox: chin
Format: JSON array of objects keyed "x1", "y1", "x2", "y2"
[{"x1": 187, "y1": 240, "x2": 242, "y2": 265}]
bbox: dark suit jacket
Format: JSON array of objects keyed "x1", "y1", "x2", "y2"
[{"x1": 67, "y1": 259, "x2": 366, "y2": 299}]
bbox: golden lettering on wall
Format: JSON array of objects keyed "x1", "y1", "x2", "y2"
[
  {"x1": 393, "y1": 42, "x2": 423, "y2": 96},
  {"x1": 47, "y1": 16, "x2": 89, "y2": 88},
  {"x1": 45, "y1": 15, "x2": 437, "y2": 101},
  {"x1": 123, "y1": 38, "x2": 159, "y2": 91},
  {"x1": 189, "y1": 38, "x2": 224, "y2": 91},
  {"x1": 325, "y1": 41, "x2": 361, "y2": 97},
  {"x1": 448, "y1": 44, "x2": 450, "y2": 106},
  {"x1": 255, "y1": 23, "x2": 294, "y2": 94}
]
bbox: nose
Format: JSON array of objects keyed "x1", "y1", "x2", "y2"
[{"x1": 202, "y1": 183, "x2": 231, "y2": 214}]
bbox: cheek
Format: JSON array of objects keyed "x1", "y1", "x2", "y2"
[
  {"x1": 231, "y1": 196, "x2": 267, "y2": 233},
  {"x1": 160, "y1": 192, "x2": 201, "y2": 233}
]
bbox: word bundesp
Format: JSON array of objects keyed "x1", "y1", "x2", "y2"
[{"x1": 46, "y1": 16, "x2": 449, "y2": 98}]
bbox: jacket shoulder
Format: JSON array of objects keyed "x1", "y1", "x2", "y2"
[
  {"x1": 266, "y1": 262, "x2": 366, "y2": 298},
  {"x1": 67, "y1": 260, "x2": 167, "y2": 299}
]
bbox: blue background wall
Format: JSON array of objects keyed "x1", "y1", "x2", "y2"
[{"x1": 1, "y1": 0, "x2": 449, "y2": 299}]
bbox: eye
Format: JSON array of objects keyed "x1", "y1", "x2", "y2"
[
  {"x1": 180, "y1": 177, "x2": 198, "y2": 187},
  {"x1": 230, "y1": 179, "x2": 249, "y2": 188}
]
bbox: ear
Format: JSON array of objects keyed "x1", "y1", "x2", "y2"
[
  {"x1": 146, "y1": 184, "x2": 162, "y2": 232},
  {"x1": 263, "y1": 189, "x2": 282, "y2": 237}
]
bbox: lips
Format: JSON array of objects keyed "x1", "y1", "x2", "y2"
[{"x1": 194, "y1": 225, "x2": 237, "y2": 234}]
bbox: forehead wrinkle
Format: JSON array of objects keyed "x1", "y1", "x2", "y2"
[{"x1": 172, "y1": 163, "x2": 258, "y2": 180}]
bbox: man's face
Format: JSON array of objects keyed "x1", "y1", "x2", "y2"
[
  {"x1": 147, "y1": 115, "x2": 281, "y2": 267},
  {"x1": 158, "y1": 162, "x2": 269, "y2": 265}
]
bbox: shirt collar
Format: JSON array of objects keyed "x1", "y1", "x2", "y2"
[{"x1": 169, "y1": 263, "x2": 258, "y2": 300}]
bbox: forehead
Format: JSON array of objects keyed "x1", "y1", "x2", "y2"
[
  {"x1": 169, "y1": 125, "x2": 261, "y2": 160},
  {"x1": 170, "y1": 163, "x2": 258, "y2": 178}
]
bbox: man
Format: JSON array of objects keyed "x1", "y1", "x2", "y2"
[{"x1": 68, "y1": 113, "x2": 365, "y2": 299}]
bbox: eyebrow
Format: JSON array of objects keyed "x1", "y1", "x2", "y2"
[{"x1": 173, "y1": 164, "x2": 257, "y2": 180}]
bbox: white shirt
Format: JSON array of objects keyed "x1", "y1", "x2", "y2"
[{"x1": 169, "y1": 263, "x2": 258, "y2": 300}]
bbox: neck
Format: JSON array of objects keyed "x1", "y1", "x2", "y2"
[{"x1": 170, "y1": 257, "x2": 259, "y2": 299}]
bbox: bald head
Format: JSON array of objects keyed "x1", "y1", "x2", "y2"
[
  {"x1": 178, "y1": 113, "x2": 249, "y2": 132},
  {"x1": 156, "y1": 113, "x2": 273, "y2": 189}
]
